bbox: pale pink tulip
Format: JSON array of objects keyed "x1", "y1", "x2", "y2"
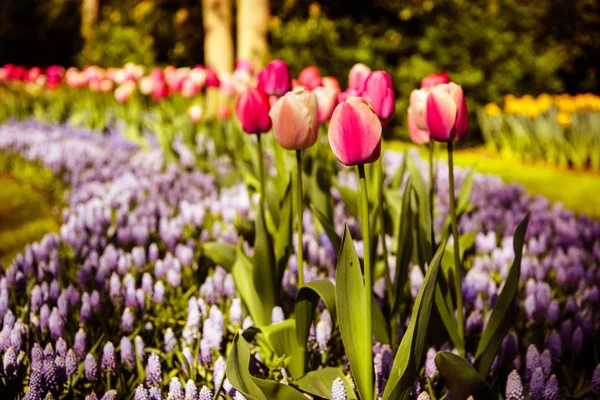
[{"x1": 269, "y1": 87, "x2": 319, "y2": 150}]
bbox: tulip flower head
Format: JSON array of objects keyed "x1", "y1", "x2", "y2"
[
  {"x1": 187, "y1": 105, "x2": 203, "y2": 123},
  {"x1": 257, "y1": 60, "x2": 292, "y2": 97},
  {"x1": 298, "y1": 66, "x2": 323, "y2": 90},
  {"x1": 322, "y1": 76, "x2": 341, "y2": 92},
  {"x1": 328, "y1": 96, "x2": 382, "y2": 166},
  {"x1": 313, "y1": 86, "x2": 339, "y2": 123},
  {"x1": 348, "y1": 63, "x2": 371, "y2": 91},
  {"x1": 235, "y1": 88, "x2": 271, "y2": 134},
  {"x1": 362, "y1": 70, "x2": 395, "y2": 122},
  {"x1": 269, "y1": 87, "x2": 319, "y2": 150},
  {"x1": 421, "y1": 72, "x2": 450, "y2": 89},
  {"x1": 425, "y1": 83, "x2": 468, "y2": 142},
  {"x1": 407, "y1": 88, "x2": 430, "y2": 144}
]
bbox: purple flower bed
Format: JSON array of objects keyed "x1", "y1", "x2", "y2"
[{"x1": 0, "y1": 121, "x2": 599, "y2": 399}]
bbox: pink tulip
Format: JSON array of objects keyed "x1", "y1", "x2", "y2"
[
  {"x1": 348, "y1": 63, "x2": 371, "y2": 91},
  {"x1": 361, "y1": 71, "x2": 395, "y2": 122},
  {"x1": 98, "y1": 79, "x2": 114, "y2": 93},
  {"x1": 298, "y1": 66, "x2": 322, "y2": 90},
  {"x1": 152, "y1": 80, "x2": 169, "y2": 100},
  {"x1": 114, "y1": 81, "x2": 136, "y2": 103},
  {"x1": 313, "y1": 86, "x2": 339, "y2": 123},
  {"x1": 187, "y1": 105, "x2": 203, "y2": 123},
  {"x1": 425, "y1": 83, "x2": 468, "y2": 142},
  {"x1": 138, "y1": 76, "x2": 154, "y2": 95},
  {"x1": 269, "y1": 87, "x2": 319, "y2": 150},
  {"x1": 337, "y1": 88, "x2": 362, "y2": 104},
  {"x1": 407, "y1": 113, "x2": 430, "y2": 145},
  {"x1": 203, "y1": 67, "x2": 220, "y2": 87},
  {"x1": 217, "y1": 104, "x2": 232, "y2": 120},
  {"x1": 322, "y1": 76, "x2": 341, "y2": 92},
  {"x1": 24, "y1": 67, "x2": 42, "y2": 82},
  {"x1": 409, "y1": 89, "x2": 429, "y2": 131},
  {"x1": 257, "y1": 60, "x2": 292, "y2": 97},
  {"x1": 181, "y1": 79, "x2": 200, "y2": 98},
  {"x1": 235, "y1": 88, "x2": 271, "y2": 134},
  {"x1": 235, "y1": 60, "x2": 254, "y2": 75},
  {"x1": 421, "y1": 72, "x2": 450, "y2": 89},
  {"x1": 328, "y1": 97, "x2": 382, "y2": 166}
]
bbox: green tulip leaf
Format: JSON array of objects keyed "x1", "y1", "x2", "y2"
[
  {"x1": 259, "y1": 319, "x2": 305, "y2": 379},
  {"x1": 474, "y1": 212, "x2": 530, "y2": 377},
  {"x1": 232, "y1": 242, "x2": 271, "y2": 326},
  {"x1": 253, "y1": 205, "x2": 278, "y2": 323},
  {"x1": 393, "y1": 178, "x2": 413, "y2": 314},
  {"x1": 276, "y1": 178, "x2": 293, "y2": 283},
  {"x1": 336, "y1": 224, "x2": 373, "y2": 400},
  {"x1": 226, "y1": 334, "x2": 267, "y2": 400},
  {"x1": 435, "y1": 351, "x2": 494, "y2": 399},
  {"x1": 295, "y1": 279, "x2": 337, "y2": 348},
  {"x1": 383, "y1": 239, "x2": 446, "y2": 400},
  {"x1": 202, "y1": 242, "x2": 236, "y2": 271},
  {"x1": 334, "y1": 181, "x2": 359, "y2": 218},
  {"x1": 293, "y1": 367, "x2": 357, "y2": 399}
]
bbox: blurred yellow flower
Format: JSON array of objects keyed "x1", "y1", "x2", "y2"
[
  {"x1": 557, "y1": 111, "x2": 571, "y2": 127},
  {"x1": 485, "y1": 102, "x2": 502, "y2": 116}
]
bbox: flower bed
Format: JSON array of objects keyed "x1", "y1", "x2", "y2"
[{"x1": 0, "y1": 120, "x2": 599, "y2": 399}]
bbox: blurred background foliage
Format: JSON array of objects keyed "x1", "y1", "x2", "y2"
[{"x1": 0, "y1": 0, "x2": 598, "y2": 138}]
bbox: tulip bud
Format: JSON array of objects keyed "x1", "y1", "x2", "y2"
[
  {"x1": 298, "y1": 66, "x2": 322, "y2": 90},
  {"x1": 217, "y1": 104, "x2": 232, "y2": 120},
  {"x1": 421, "y1": 72, "x2": 450, "y2": 89},
  {"x1": 204, "y1": 67, "x2": 220, "y2": 87},
  {"x1": 322, "y1": 76, "x2": 341, "y2": 92},
  {"x1": 348, "y1": 63, "x2": 371, "y2": 91},
  {"x1": 425, "y1": 83, "x2": 468, "y2": 142},
  {"x1": 362, "y1": 71, "x2": 395, "y2": 122},
  {"x1": 328, "y1": 96, "x2": 382, "y2": 166},
  {"x1": 235, "y1": 88, "x2": 271, "y2": 134},
  {"x1": 187, "y1": 105, "x2": 203, "y2": 123},
  {"x1": 114, "y1": 82, "x2": 136, "y2": 104},
  {"x1": 313, "y1": 86, "x2": 339, "y2": 123},
  {"x1": 269, "y1": 87, "x2": 318, "y2": 150},
  {"x1": 407, "y1": 89, "x2": 430, "y2": 144},
  {"x1": 257, "y1": 60, "x2": 292, "y2": 97}
]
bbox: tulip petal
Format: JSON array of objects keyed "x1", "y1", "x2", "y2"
[
  {"x1": 451, "y1": 85, "x2": 469, "y2": 139},
  {"x1": 426, "y1": 87, "x2": 457, "y2": 142},
  {"x1": 328, "y1": 98, "x2": 382, "y2": 166}
]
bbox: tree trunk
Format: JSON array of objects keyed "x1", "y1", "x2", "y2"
[
  {"x1": 237, "y1": 0, "x2": 270, "y2": 70},
  {"x1": 202, "y1": 0, "x2": 234, "y2": 73},
  {"x1": 81, "y1": 0, "x2": 99, "y2": 41}
]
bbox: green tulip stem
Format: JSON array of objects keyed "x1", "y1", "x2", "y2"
[
  {"x1": 357, "y1": 164, "x2": 373, "y2": 383},
  {"x1": 429, "y1": 141, "x2": 436, "y2": 250},
  {"x1": 256, "y1": 133, "x2": 266, "y2": 202},
  {"x1": 296, "y1": 149, "x2": 305, "y2": 287},
  {"x1": 447, "y1": 141, "x2": 465, "y2": 350}
]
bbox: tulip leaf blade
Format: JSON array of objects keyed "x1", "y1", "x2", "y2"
[
  {"x1": 435, "y1": 351, "x2": 495, "y2": 399},
  {"x1": 253, "y1": 204, "x2": 278, "y2": 323},
  {"x1": 383, "y1": 239, "x2": 446, "y2": 400},
  {"x1": 226, "y1": 334, "x2": 267, "y2": 400},
  {"x1": 393, "y1": 178, "x2": 413, "y2": 314},
  {"x1": 293, "y1": 367, "x2": 358, "y2": 399},
  {"x1": 259, "y1": 319, "x2": 305, "y2": 379},
  {"x1": 232, "y1": 241, "x2": 271, "y2": 326},
  {"x1": 202, "y1": 242, "x2": 236, "y2": 271},
  {"x1": 295, "y1": 278, "x2": 337, "y2": 349},
  {"x1": 474, "y1": 212, "x2": 530, "y2": 377},
  {"x1": 336, "y1": 224, "x2": 373, "y2": 400}
]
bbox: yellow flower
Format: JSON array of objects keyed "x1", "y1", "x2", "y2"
[
  {"x1": 557, "y1": 111, "x2": 571, "y2": 127},
  {"x1": 485, "y1": 102, "x2": 502, "y2": 117}
]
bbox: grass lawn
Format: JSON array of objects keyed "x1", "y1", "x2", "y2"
[
  {"x1": 0, "y1": 175, "x2": 60, "y2": 266},
  {"x1": 386, "y1": 142, "x2": 600, "y2": 220}
]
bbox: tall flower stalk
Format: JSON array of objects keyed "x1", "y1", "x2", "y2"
[
  {"x1": 424, "y1": 81, "x2": 469, "y2": 354},
  {"x1": 269, "y1": 86, "x2": 319, "y2": 288}
]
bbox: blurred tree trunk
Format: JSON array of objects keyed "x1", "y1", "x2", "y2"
[
  {"x1": 81, "y1": 0, "x2": 99, "y2": 41},
  {"x1": 202, "y1": 0, "x2": 234, "y2": 73},
  {"x1": 237, "y1": 0, "x2": 270, "y2": 70}
]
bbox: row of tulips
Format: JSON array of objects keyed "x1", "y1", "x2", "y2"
[
  {"x1": 478, "y1": 93, "x2": 600, "y2": 171},
  {"x1": 1, "y1": 58, "x2": 596, "y2": 400}
]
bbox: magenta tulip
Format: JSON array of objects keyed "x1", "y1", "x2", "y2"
[
  {"x1": 269, "y1": 87, "x2": 318, "y2": 150},
  {"x1": 421, "y1": 72, "x2": 450, "y2": 89},
  {"x1": 328, "y1": 97, "x2": 382, "y2": 166},
  {"x1": 235, "y1": 88, "x2": 272, "y2": 134},
  {"x1": 313, "y1": 86, "x2": 339, "y2": 123},
  {"x1": 348, "y1": 63, "x2": 371, "y2": 91},
  {"x1": 257, "y1": 60, "x2": 292, "y2": 97},
  {"x1": 425, "y1": 83, "x2": 468, "y2": 142},
  {"x1": 361, "y1": 71, "x2": 395, "y2": 122},
  {"x1": 298, "y1": 66, "x2": 322, "y2": 90}
]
